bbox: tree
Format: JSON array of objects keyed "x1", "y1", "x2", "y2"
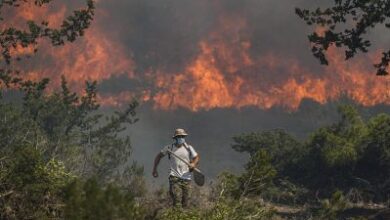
[
  {"x1": 0, "y1": 0, "x2": 95, "y2": 86},
  {"x1": 0, "y1": 77, "x2": 144, "y2": 218},
  {"x1": 296, "y1": 0, "x2": 390, "y2": 75},
  {"x1": 0, "y1": 1, "x2": 146, "y2": 218},
  {"x1": 232, "y1": 129, "x2": 303, "y2": 176},
  {"x1": 18, "y1": 76, "x2": 142, "y2": 184},
  {"x1": 302, "y1": 105, "x2": 367, "y2": 191},
  {"x1": 354, "y1": 113, "x2": 390, "y2": 201},
  {"x1": 239, "y1": 150, "x2": 277, "y2": 197}
]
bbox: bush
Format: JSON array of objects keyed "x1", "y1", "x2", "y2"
[
  {"x1": 63, "y1": 178, "x2": 146, "y2": 220},
  {"x1": 0, "y1": 146, "x2": 74, "y2": 219},
  {"x1": 204, "y1": 198, "x2": 276, "y2": 220},
  {"x1": 316, "y1": 191, "x2": 349, "y2": 220},
  {"x1": 212, "y1": 171, "x2": 241, "y2": 199},
  {"x1": 156, "y1": 207, "x2": 201, "y2": 220},
  {"x1": 239, "y1": 150, "x2": 277, "y2": 197}
]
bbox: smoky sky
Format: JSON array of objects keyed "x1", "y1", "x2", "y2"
[
  {"x1": 7, "y1": 0, "x2": 389, "y2": 97},
  {"x1": 95, "y1": 0, "x2": 332, "y2": 76},
  {"x1": 41, "y1": 0, "x2": 390, "y2": 182},
  {"x1": 5, "y1": 0, "x2": 390, "y2": 185},
  {"x1": 91, "y1": 0, "x2": 390, "y2": 98}
]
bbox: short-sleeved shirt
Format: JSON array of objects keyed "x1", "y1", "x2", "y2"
[{"x1": 161, "y1": 143, "x2": 198, "y2": 180}]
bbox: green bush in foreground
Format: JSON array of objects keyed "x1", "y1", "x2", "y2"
[
  {"x1": 316, "y1": 191, "x2": 349, "y2": 220},
  {"x1": 64, "y1": 178, "x2": 145, "y2": 220},
  {"x1": 0, "y1": 146, "x2": 74, "y2": 219},
  {"x1": 156, "y1": 198, "x2": 275, "y2": 220}
]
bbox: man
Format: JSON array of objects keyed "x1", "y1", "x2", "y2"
[{"x1": 152, "y1": 128, "x2": 200, "y2": 208}]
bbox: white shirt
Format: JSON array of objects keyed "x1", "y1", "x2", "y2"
[{"x1": 161, "y1": 143, "x2": 198, "y2": 180}]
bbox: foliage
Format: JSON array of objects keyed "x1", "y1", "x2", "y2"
[
  {"x1": 1, "y1": 2, "x2": 389, "y2": 214},
  {"x1": 211, "y1": 151, "x2": 277, "y2": 200},
  {"x1": 231, "y1": 105, "x2": 389, "y2": 204},
  {"x1": 64, "y1": 178, "x2": 145, "y2": 220},
  {"x1": 0, "y1": 102, "x2": 46, "y2": 154},
  {"x1": 293, "y1": 105, "x2": 368, "y2": 191},
  {"x1": 203, "y1": 199, "x2": 275, "y2": 220},
  {"x1": 260, "y1": 179, "x2": 309, "y2": 205},
  {"x1": 156, "y1": 199, "x2": 275, "y2": 220},
  {"x1": 0, "y1": 1, "x2": 148, "y2": 219},
  {"x1": 212, "y1": 171, "x2": 240, "y2": 199},
  {"x1": 0, "y1": 77, "x2": 143, "y2": 218},
  {"x1": 316, "y1": 191, "x2": 349, "y2": 220},
  {"x1": 157, "y1": 207, "x2": 201, "y2": 220},
  {"x1": 296, "y1": 0, "x2": 390, "y2": 75},
  {"x1": 354, "y1": 113, "x2": 390, "y2": 201},
  {"x1": 2, "y1": 87, "x2": 389, "y2": 219},
  {"x1": 0, "y1": 0, "x2": 95, "y2": 86},
  {"x1": 239, "y1": 150, "x2": 277, "y2": 197},
  {"x1": 0, "y1": 146, "x2": 74, "y2": 219},
  {"x1": 303, "y1": 127, "x2": 358, "y2": 189},
  {"x1": 17, "y1": 77, "x2": 141, "y2": 183},
  {"x1": 232, "y1": 129, "x2": 303, "y2": 177}
]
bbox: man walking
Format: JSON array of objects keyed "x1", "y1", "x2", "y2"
[{"x1": 152, "y1": 128, "x2": 200, "y2": 208}]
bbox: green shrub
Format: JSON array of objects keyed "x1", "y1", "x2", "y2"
[
  {"x1": 239, "y1": 150, "x2": 277, "y2": 197},
  {"x1": 0, "y1": 146, "x2": 74, "y2": 219},
  {"x1": 63, "y1": 178, "x2": 146, "y2": 220},
  {"x1": 204, "y1": 198, "x2": 275, "y2": 220},
  {"x1": 316, "y1": 191, "x2": 348, "y2": 220},
  {"x1": 157, "y1": 207, "x2": 201, "y2": 220}
]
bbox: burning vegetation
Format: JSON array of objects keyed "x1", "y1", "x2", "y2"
[
  {"x1": 1, "y1": 1, "x2": 390, "y2": 219},
  {"x1": 2, "y1": 0, "x2": 389, "y2": 111}
]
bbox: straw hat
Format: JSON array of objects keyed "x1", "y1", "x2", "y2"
[{"x1": 172, "y1": 128, "x2": 188, "y2": 138}]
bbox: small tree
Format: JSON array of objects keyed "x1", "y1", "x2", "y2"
[
  {"x1": 232, "y1": 129, "x2": 303, "y2": 177},
  {"x1": 354, "y1": 113, "x2": 390, "y2": 201},
  {"x1": 239, "y1": 150, "x2": 277, "y2": 197},
  {"x1": 18, "y1": 76, "x2": 142, "y2": 184},
  {"x1": 302, "y1": 105, "x2": 366, "y2": 191}
]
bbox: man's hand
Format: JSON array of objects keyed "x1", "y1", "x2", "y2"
[
  {"x1": 189, "y1": 162, "x2": 196, "y2": 171},
  {"x1": 153, "y1": 153, "x2": 164, "y2": 178},
  {"x1": 152, "y1": 169, "x2": 158, "y2": 178},
  {"x1": 189, "y1": 155, "x2": 199, "y2": 172}
]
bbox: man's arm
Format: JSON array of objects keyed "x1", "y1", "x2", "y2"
[
  {"x1": 190, "y1": 155, "x2": 200, "y2": 170},
  {"x1": 152, "y1": 152, "x2": 164, "y2": 177}
]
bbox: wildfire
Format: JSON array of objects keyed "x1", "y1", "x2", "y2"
[
  {"x1": 2, "y1": 2, "x2": 389, "y2": 111},
  {"x1": 150, "y1": 16, "x2": 389, "y2": 111},
  {"x1": 3, "y1": 1, "x2": 135, "y2": 92}
]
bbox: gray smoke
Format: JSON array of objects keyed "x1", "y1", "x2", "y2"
[
  {"x1": 92, "y1": 0, "x2": 390, "y2": 185},
  {"x1": 6, "y1": 0, "x2": 390, "y2": 186},
  {"x1": 122, "y1": 101, "x2": 390, "y2": 186}
]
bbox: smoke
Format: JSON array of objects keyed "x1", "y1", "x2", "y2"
[
  {"x1": 3, "y1": 0, "x2": 390, "y2": 183},
  {"x1": 4, "y1": 0, "x2": 389, "y2": 110},
  {"x1": 96, "y1": 0, "x2": 389, "y2": 110},
  {"x1": 127, "y1": 101, "x2": 390, "y2": 185}
]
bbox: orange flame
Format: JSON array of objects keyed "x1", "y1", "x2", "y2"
[
  {"x1": 3, "y1": 2, "x2": 135, "y2": 91},
  {"x1": 3, "y1": 4, "x2": 389, "y2": 111},
  {"x1": 149, "y1": 16, "x2": 389, "y2": 111}
]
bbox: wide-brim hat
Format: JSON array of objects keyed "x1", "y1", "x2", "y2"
[{"x1": 172, "y1": 128, "x2": 188, "y2": 138}]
